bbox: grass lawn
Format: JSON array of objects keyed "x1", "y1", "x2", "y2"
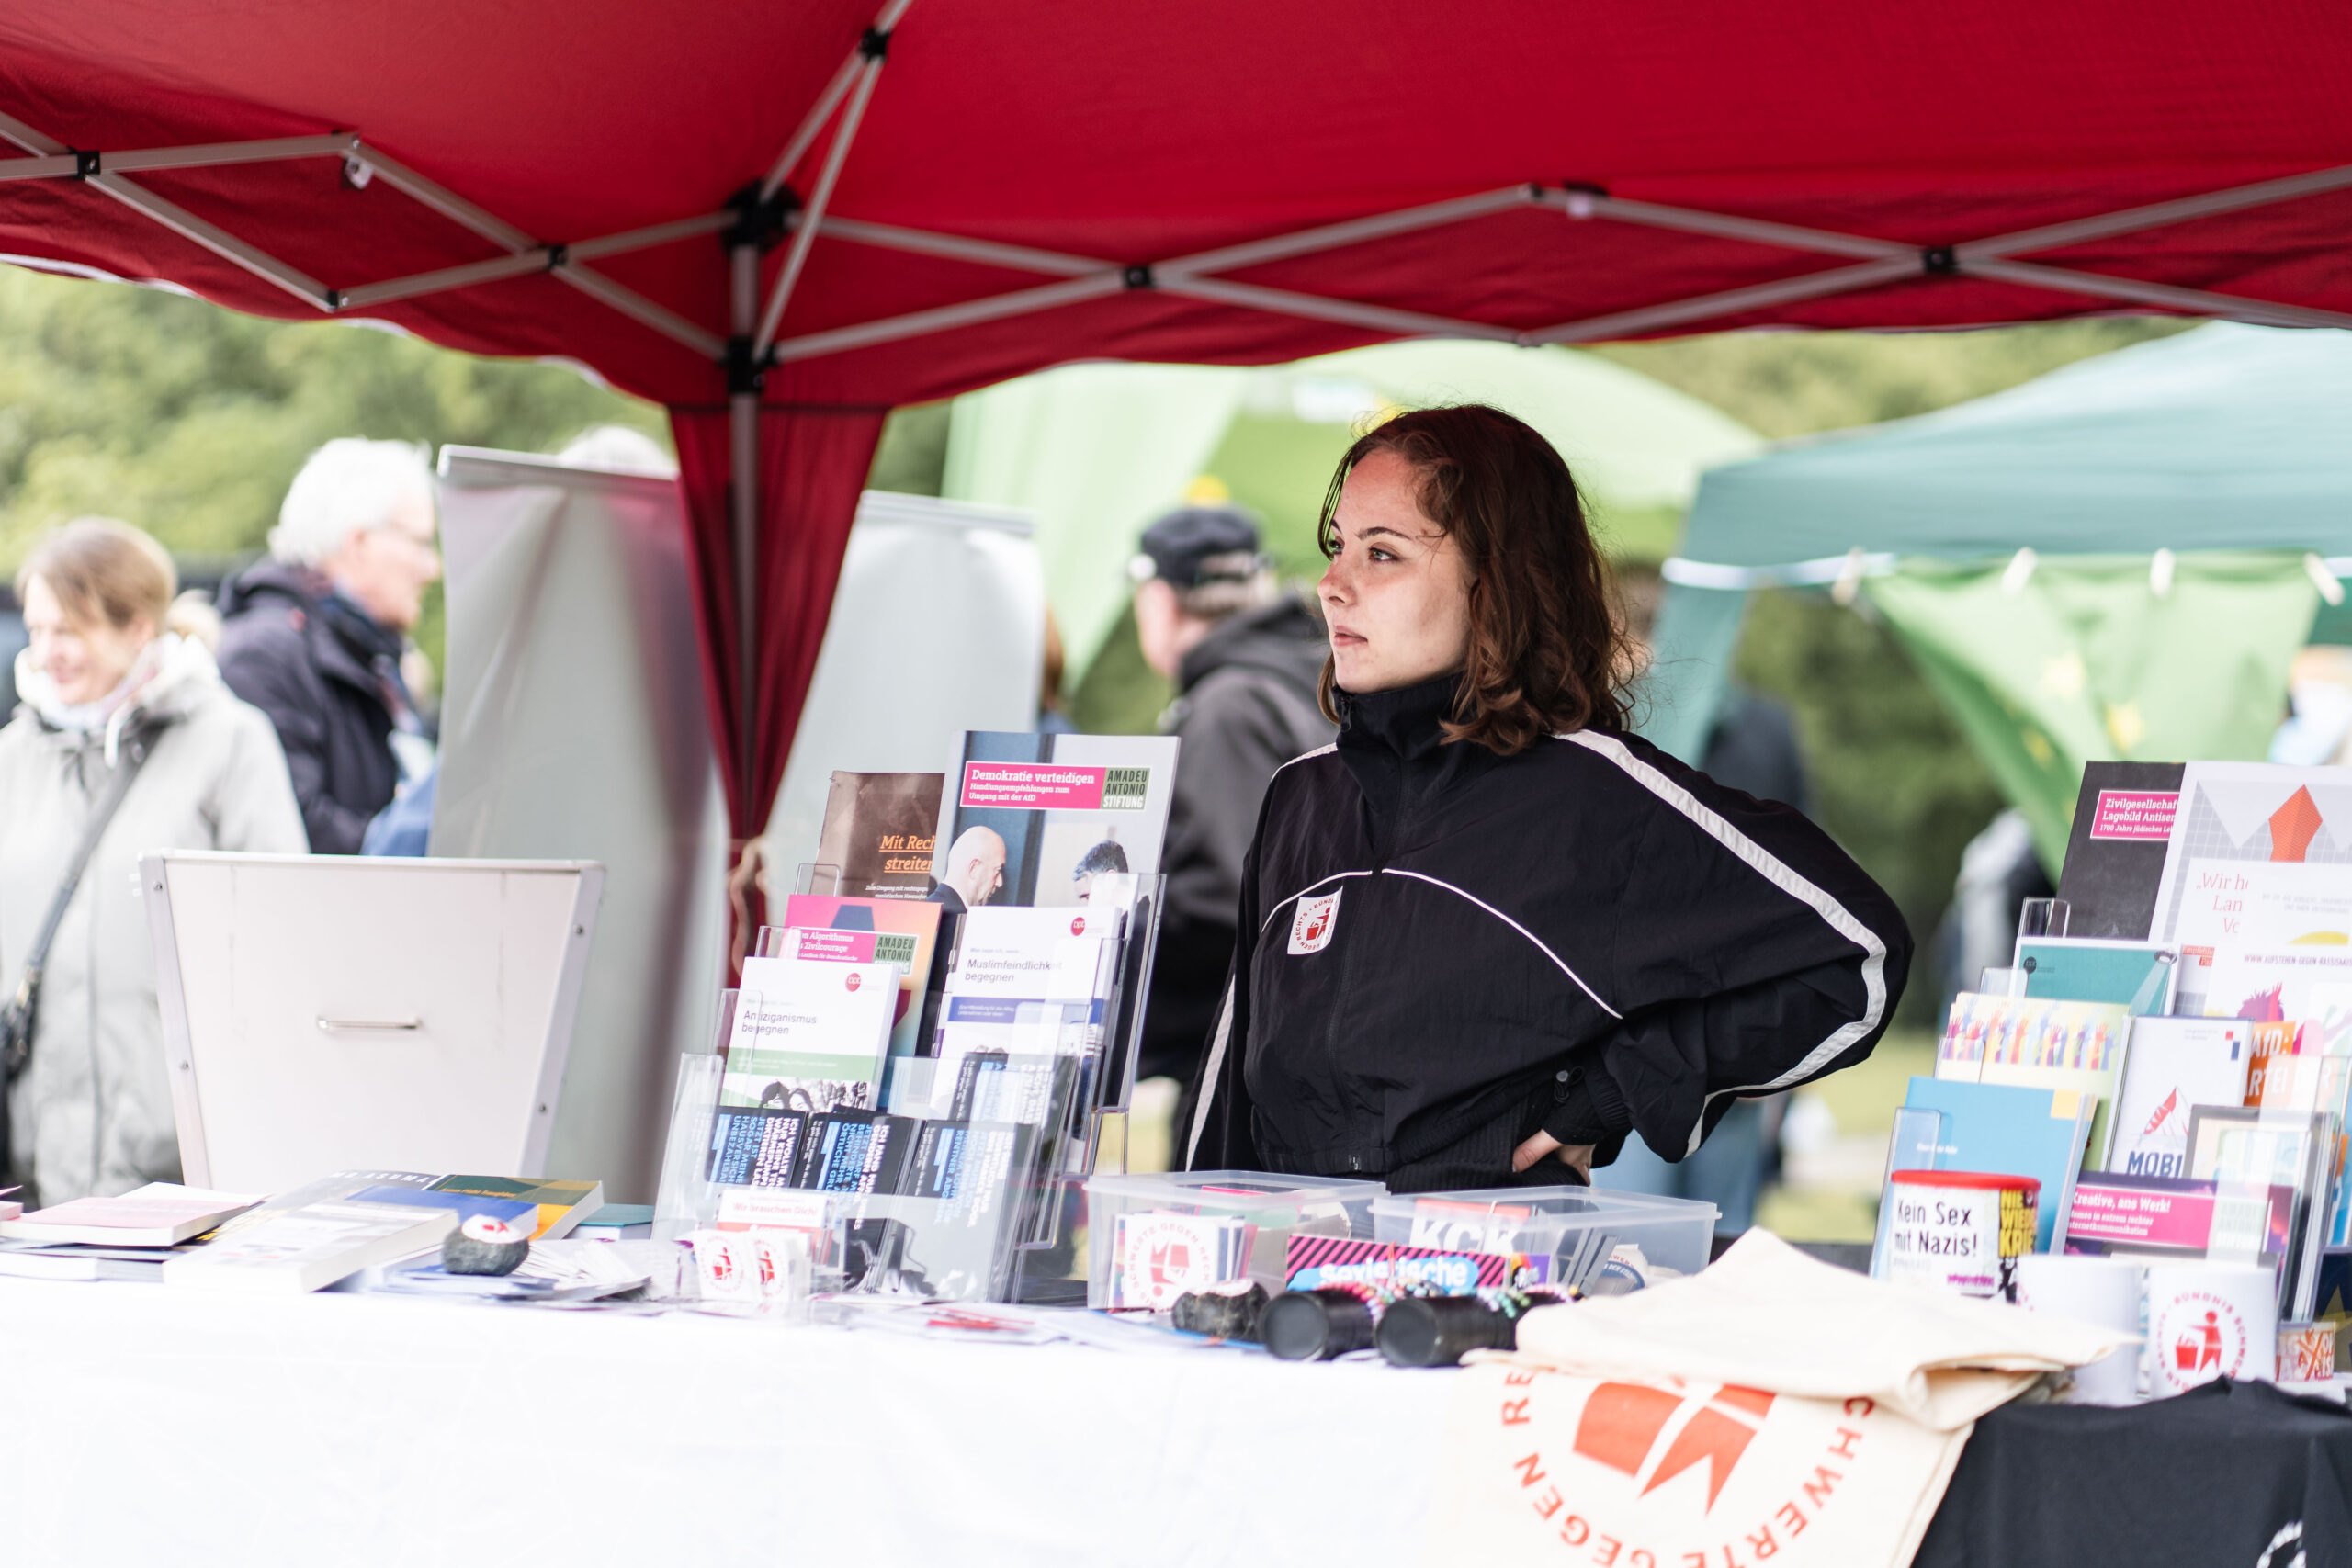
[{"x1": 1756, "y1": 1028, "x2": 1936, "y2": 1243}]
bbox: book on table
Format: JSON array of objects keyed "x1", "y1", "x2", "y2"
[
  {"x1": 2050, "y1": 761, "x2": 2184, "y2": 941},
  {"x1": 0, "y1": 1244, "x2": 199, "y2": 1282},
  {"x1": 2065, "y1": 1168, "x2": 2297, "y2": 1280},
  {"x1": 203, "y1": 1170, "x2": 605, "y2": 1245},
  {"x1": 0, "y1": 1182, "x2": 262, "y2": 1247},
  {"x1": 163, "y1": 1200, "x2": 462, "y2": 1293}
]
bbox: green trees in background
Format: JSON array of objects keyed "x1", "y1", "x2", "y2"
[
  {"x1": 0, "y1": 266, "x2": 665, "y2": 682},
  {"x1": 0, "y1": 265, "x2": 665, "y2": 580}
]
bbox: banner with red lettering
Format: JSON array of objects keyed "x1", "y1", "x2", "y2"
[{"x1": 1426, "y1": 1365, "x2": 1968, "y2": 1568}]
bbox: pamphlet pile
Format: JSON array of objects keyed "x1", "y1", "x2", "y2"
[{"x1": 657, "y1": 732, "x2": 1180, "y2": 1306}]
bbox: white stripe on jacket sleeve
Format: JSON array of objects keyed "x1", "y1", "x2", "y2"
[
  {"x1": 1563, "y1": 730, "x2": 1891, "y2": 1155},
  {"x1": 1185, "y1": 975, "x2": 1237, "y2": 1169}
]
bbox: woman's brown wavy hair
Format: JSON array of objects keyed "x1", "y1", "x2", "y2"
[{"x1": 1316, "y1": 403, "x2": 1635, "y2": 755}]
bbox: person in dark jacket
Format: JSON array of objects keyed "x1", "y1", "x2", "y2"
[
  {"x1": 1133, "y1": 505, "x2": 1339, "y2": 1086},
  {"x1": 1183, "y1": 406, "x2": 1911, "y2": 1192},
  {"x1": 215, "y1": 439, "x2": 441, "y2": 854}
]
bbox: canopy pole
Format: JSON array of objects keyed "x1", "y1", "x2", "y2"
[{"x1": 728, "y1": 237, "x2": 762, "y2": 813}]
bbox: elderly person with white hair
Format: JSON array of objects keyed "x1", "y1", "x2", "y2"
[{"x1": 215, "y1": 438, "x2": 441, "y2": 853}]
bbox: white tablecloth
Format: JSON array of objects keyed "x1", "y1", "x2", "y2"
[{"x1": 0, "y1": 1278, "x2": 1453, "y2": 1565}]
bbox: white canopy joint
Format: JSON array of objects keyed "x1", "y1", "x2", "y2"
[
  {"x1": 2001, "y1": 547, "x2": 2040, "y2": 596},
  {"x1": 2306, "y1": 553, "x2": 2346, "y2": 608},
  {"x1": 1830, "y1": 547, "x2": 1870, "y2": 607}
]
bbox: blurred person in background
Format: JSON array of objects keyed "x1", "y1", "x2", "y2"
[
  {"x1": 1932, "y1": 807, "x2": 2052, "y2": 1013},
  {"x1": 216, "y1": 438, "x2": 440, "y2": 854},
  {"x1": 1132, "y1": 504, "x2": 1336, "y2": 1091},
  {"x1": 358, "y1": 423, "x2": 673, "y2": 859},
  {"x1": 1, "y1": 519, "x2": 303, "y2": 1203},
  {"x1": 1600, "y1": 563, "x2": 1814, "y2": 1235},
  {"x1": 1035, "y1": 608, "x2": 1076, "y2": 734}
]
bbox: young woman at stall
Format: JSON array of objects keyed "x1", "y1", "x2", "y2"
[{"x1": 1182, "y1": 406, "x2": 1911, "y2": 1192}]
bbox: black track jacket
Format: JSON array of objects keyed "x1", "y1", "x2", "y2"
[{"x1": 1182, "y1": 675, "x2": 1911, "y2": 1192}]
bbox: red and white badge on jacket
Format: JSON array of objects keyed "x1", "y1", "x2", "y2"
[{"x1": 1289, "y1": 888, "x2": 1342, "y2": 955}]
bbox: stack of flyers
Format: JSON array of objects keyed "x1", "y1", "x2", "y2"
[
  {"x1": 718, "y1": 956, "x2": 900, "y2": 1118},
  {"x1": 707, "y1": 1107, "x2": 810, "y2": 1187},
  {"x1": 1556, "y1": 1228, "x2": 1623, "y2": 1292},
  {"x1": 907, "y1": 1121, "x2": 1035, "y2": 1228},
  {"x1": 944, "y1": 1050, "x2": 1074, "y2": 1127},
  {"x1": 1111, "y1": 1210, "x2": 1254, "y2": 1311},
  {"x1": 775, "y1": 894, "x2": 944, "y2": 1059},
  {"x1": 930, "y1": 907, "x2": 1121, "y2": 1113},
  {"x1": 797, "y1": 1111, "x2": 920, "y2": 1194}
]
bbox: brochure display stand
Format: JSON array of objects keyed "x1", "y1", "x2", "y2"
[
  {"x1": 1871, "y1": 759, "x2": 2352, "y2": 1389},
  {"x1": 650, "y1": 867, "x2": 1169, "y2": 1306}
]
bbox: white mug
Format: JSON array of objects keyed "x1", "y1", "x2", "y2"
[
  {"x1": 2143, "y1": 1261, "x2": 2277, "y2": 1396},
  {"x1": 2015, "y1": 1253, "x2": 2143, "y2": 1404}
]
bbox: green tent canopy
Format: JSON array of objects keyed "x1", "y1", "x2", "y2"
[{"x1": 1651, "y1": 324, "x2": 2352, "y2": 859}]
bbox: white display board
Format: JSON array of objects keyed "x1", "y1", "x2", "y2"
[
  {"x1": 142, "y1": 852, "x2": 601, "y2": 1192},
  {"x1": 433, "y1": 446, "x2": 730, "y2": 1201},
  {"x1": 763, "y1": 489, "x2": 1046, "y2": 890}
]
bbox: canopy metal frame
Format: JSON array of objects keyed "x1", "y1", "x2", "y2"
[
  {"x1": 2, "y1": 39, "x2": 2344, "y2": 391},
  {"x1": 4, "y1": 4, "x2": 2349, "y2": 798}
]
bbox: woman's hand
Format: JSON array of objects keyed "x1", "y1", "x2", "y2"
[{"x1": 1511, "y1": 1130, "x2": 1594, "y2": 1179}]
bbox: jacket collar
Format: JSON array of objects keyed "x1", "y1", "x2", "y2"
[
  {"x1": 220, "y1": 558, "x2": 402, "y2": 699},
  {"x1": 16, "y1": 632, "x2": 215, "y2": 761},
  {"x1": 1333, "y1": 671, "x2": 1463, "y2": 763}
]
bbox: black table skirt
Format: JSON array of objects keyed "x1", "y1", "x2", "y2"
[{"x1": 1918, "y1": 1379, "x2": 2352, "y2": 1567}]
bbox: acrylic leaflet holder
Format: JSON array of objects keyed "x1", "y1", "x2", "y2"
[
  {"x1": 654, "y1": 1042, "x2": 1080, "y2": 1303},
  {"x1": 651, "y1": 877, "x2": 1166, "y2": 1303}
]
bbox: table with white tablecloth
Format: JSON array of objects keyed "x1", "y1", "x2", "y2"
[{"x1": 0, "y1": 1278, "x2": 1453, "y2": 1567}]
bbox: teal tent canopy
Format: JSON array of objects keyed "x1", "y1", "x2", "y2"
[{"x1": 1648, "y1": 324, "x2": 2352, "y2": 771}]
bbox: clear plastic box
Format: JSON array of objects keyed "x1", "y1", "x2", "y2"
[
  {"x1": 1372, "y1": 1185, "x2": 1718, "y2": 1280},
  {"x1": 1081, "y1": 1168, "x2": 1386, "y2": 1309}
]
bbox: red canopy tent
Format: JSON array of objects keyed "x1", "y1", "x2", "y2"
[{"x1": 0, "y1": 1, "x2": 2346, "y2": 896}]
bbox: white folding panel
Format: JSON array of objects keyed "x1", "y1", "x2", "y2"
[
  {"x1": 432, "y1": 446, "x2": 730, "y2": 1205},
  {"x1": 143, "y1": 852, "x2": 601, "y2": 1193}
]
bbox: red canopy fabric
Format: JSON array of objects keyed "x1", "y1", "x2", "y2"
[{"x1": 0, "y1": 1, "x2": 2346, "y2": 885}]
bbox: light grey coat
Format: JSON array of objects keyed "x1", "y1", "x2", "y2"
[{"x1": 1, "y1": 635, "x2": 306, "y2": 1202}]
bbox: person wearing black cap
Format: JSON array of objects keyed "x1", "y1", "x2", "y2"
[{"x1": 1132, "y1": 504, "x2": 1336, "y2": 1089}]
